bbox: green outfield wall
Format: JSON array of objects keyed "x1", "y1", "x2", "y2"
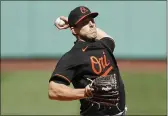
[{"x1": 1, "y1": 1, "x2": 166, "y2": 59}]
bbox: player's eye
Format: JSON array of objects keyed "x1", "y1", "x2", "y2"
[{"x1": 77, "y1": 20, "x2": 89, "y2": 27}]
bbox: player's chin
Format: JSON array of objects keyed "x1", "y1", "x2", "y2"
[{"x1": 89, "y1": 33, "x2": 97, "y2": 40}]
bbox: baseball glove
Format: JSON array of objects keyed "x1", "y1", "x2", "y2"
[{"x1": 84, "y1": 74, "x2": 120, "y2": 106}]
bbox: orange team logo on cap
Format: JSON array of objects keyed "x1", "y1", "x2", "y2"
[{"x1": 80, "y1": 7, "x2": 88, "y2": 14}]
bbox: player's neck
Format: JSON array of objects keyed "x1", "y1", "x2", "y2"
[{"x1": 77, "y1": 36, "x2": 95, "y2": 42}]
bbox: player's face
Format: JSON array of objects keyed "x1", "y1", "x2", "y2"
[{"x1": 75, "y1": 17, "x2": 97, "y2": 41}]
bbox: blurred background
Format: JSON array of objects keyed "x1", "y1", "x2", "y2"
[{"x1": 1, "y1": 1, "x2": 167, "y2": 115}]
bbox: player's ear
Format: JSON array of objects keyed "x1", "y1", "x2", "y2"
[{"x1": 70, "y1": 27, "x2": 78, "y2": 35}]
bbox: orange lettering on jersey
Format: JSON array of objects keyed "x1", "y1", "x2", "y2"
[
  {"x1": 90, "y1": 52, "x2": 111, "y2": 75},
  {"x1": 90, "y1": 56, "x2": 102, "y2": 74},
  {"x1": 103, "y1": 51, "x2": 110, "y2": 67}
]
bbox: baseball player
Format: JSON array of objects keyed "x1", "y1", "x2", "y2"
[{"x1": 48, "y1": 6, "x2": 127, "y2": 116}]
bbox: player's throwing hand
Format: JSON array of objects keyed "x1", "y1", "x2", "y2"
[{"x1": 54, "y1": 16, "x2": 69, "y2": 30}]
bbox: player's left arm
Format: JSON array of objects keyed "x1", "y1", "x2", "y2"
[
  {"x1": 96, "y1": 28, "x2": 115, "y2": 51},
  {"x1": 96, "y1": 28, "x2": 113, "y2": 40}
]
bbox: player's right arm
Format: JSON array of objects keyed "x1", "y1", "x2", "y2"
[
  {"x1": 48, "y1": 81, "x2": 89, "y2": 101},
  {"x1": 48, "y1": 53, "x2": 92, "y2": 101}
]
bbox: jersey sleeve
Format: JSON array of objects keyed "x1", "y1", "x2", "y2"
[
  {"x1": 49, "y1": 53, "x2": 77, "y2": 85},
  {"x1": 101, "y1": 37, "x2": 115, "y2": 52}
]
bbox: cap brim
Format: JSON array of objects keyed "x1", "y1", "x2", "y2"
[{"x1": 75, "y1": 12, "x2": 98, "y2": 25}]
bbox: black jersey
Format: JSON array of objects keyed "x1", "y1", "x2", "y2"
[{"x1": 49, "y1": 37, "x2": 125, "y2": 115}]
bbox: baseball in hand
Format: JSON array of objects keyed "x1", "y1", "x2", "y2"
[{"x1": 55, "y1": 17, "x2": 65, "y2": 26}]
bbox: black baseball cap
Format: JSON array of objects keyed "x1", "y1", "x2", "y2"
[{"x1": 68, "y1": 6, "x2": 98, "y2": 27}]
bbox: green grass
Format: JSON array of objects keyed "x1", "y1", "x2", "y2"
[
  {"x1": 121, "y1": 72, "x2": 166, "y2": 115},
  {"x1": 1, "y1": 71, "x2": 166, "y2": 115}
]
